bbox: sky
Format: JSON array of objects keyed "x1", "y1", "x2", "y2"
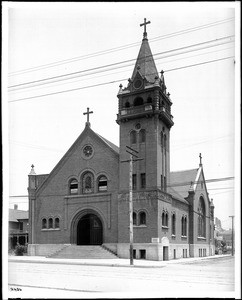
[{"x1": 3, "y1": 2, "x2": 241, "y2": 231}]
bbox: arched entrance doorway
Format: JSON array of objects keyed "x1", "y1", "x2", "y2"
[{"x1": 77, "y1": 214, "x2": 103, "y2": 245}]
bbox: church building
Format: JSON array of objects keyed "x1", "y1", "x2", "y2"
[{"x1": 28, "y1": 19, "x2": 215, "y2": 260}]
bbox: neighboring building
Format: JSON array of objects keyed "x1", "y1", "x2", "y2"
[
  {"x1": 221, "y1": 229, "x2": 233, "y2": 251},
  {"x1": 27, "y1": 20, "x2": 215, "y2": 260},
  {"x1": 215, "y1": 217, "x2": 223, "y2": 232},
  {"x1": 214, "y1": 216, "x2": 224, "y2": 239},
  {"x1": 9, "y1": 205, "x2": 29, "y2": 250},
  {"x1": 213, "y1": 217, "x2": 234, "y2": 254}
]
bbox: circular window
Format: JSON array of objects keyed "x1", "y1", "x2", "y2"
[
  {"x1": 135, "y1": 123, "x2": 141, "y2": 130},
  {"x1": 83, "y1": 145, "x2": 93, "y2": 158},
  {"x1": 134, "y1": 79, "x2": 142, "y2": 89}
]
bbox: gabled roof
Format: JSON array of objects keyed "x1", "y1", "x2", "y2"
[
  {"x1": 167, "y1": 186, "x2": 189, "y2": 204},
  {"x1": 131, "y1": 37, "x2": 158, "y2": 83},
  {"x1": 36, "y1": 125, "x2": 119, "y2": 194},
  {"x1": 96, "y1": 133, "x2": 119, "y2": 154},
  {"x1": 9, "y1": 209, "x2": 28, "y2": 222},
  {"x1": 169, "y1": 168, "x2": 199, "y2": 199}
]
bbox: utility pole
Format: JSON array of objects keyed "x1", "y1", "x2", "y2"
[
  {"x1": 229, "y1": 215, "x2": 234, "y2": 256},
  {"x1": 121, "y1": 146, "x2": 143, "y2": 266}
]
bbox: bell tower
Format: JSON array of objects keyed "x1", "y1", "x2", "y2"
[{"x1": 117, "y1": 19, "x2": 174, "y2": 193}]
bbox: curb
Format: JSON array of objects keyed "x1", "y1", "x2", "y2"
[{"x1": 8, "y1": 254, "x2": 233, "y2": 268}]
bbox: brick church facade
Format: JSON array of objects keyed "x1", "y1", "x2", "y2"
[{"x1": 28, "y1": 20, "x2": 215, "y2": 260}]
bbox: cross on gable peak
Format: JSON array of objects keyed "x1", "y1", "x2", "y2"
[
  {"x1": 199, "y1": 153, "x2": 203, "y2": 166},
  {"x1": 140, "y1": 18, "x2": 151, "y2": 39},
  {"x1": 83, "y1": 107, "x2": 93, "y2": 127}
]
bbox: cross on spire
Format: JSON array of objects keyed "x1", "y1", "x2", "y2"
[
  {"x1": 140, "y1": 18, "x2": 151, "y2": 39},
  {"x1": 83, "y1": 107, "x2": 93, "y2": 127}
]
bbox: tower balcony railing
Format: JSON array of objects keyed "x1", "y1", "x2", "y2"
[
  {"x1": 117, "y1": 104, "x2": 173, "y2": 125},
  {"x1": 120, "y1": 104, "x2": 153, "y2": 116},
  {"x1": 161, "y1": 107, "x2": 174, "y2": 122}
]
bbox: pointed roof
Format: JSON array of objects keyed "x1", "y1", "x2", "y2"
[
  {"x1": 131, "y1": 37, "x2": 158, "y2": 83},
  {"x1": 9, "y1": 209, "x2": 28, "y2": 222},
  {"x1": 169, "y1": 168, "x2": 199, "y2": 199}
]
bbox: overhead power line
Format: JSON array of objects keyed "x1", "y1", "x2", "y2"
[
  {"x1": 9, "y1": 176, "x2": 235, "y2": 200},
  {"x1": 8, "y1": 35, "x2": 234, "y2": 90},
  {"x1": 8, "y1": 55, "x2": 234, "y2": 103},
  {"x1": 168, "y1": 176, "x2": 234, "y2": 188},
  {"x1": 8, "y1": 17, "x2": 234, "y2": 76},
  {"x1": 9, "y1": 41, "x2": 234, "y2": 93},
  {"x1": 9, "y1": 46, "x2": 234, "y2": 95},
  {"x1": 9, "y1": 43, "x2": 234, "y2": 93}
]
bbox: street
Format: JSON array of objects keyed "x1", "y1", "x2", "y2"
[{"x1": 8, "y1": 256, "x2": 235, "y2": 298}]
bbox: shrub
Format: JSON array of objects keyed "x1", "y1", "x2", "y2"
[{"x1": 14, "y1": 244, "x2": 26, "y2": 256}]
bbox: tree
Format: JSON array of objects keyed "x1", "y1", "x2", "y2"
[{"x1": 221, "y1": 240, "x2": 227, "y2": 253}]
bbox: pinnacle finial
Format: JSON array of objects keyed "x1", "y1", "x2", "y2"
[{"x1": 29, "y1": 164, "x2": 36, "y2": 175}]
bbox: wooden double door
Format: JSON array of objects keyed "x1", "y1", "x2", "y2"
[{"x1": 77, "y1": 214, "x2": 103, "y2": 245}]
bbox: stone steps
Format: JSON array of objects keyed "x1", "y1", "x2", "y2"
[{"x1": 48, "y1": 245, "x2": 118, "y2": 259}]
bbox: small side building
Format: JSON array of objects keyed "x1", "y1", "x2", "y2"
[{"x1": 9, "y1": 205, "x2": 29, "y2": 251}]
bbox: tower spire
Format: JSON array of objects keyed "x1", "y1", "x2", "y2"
[{"x1": 130, "y1": 19, "x2": 158, "y2": 83}]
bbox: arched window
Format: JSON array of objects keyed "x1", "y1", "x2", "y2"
[
  {"x1": 160, "y1": 132, "x2": 164, "y2": 147},
  {"x1": 139, "y1": 129, "x2": 146, "y2": 143},
  {"x1": 139, "y1": 212, "x2": 146, "y2": 225},
  {"x1": 162, "y1": 211, "x2": 165, "y2": 226},
  {"x1": 42, "y1": 218, "x2": 47, "y2": 229},
  {"x1": 48, "y1": 218, "x2": 53, "y2": 229},
  {"x1": 147, "y1": 97, "x2": 152, "y2": 103},
  {"x1": 184, "y1": 216, "x2": 187, "y2": 236},
  {"x1": 55, "y1": 217, "x2": 60, "y2": 229},
  {"x1": 198, "y1": 197, "x2": 206, "y2": 237},
  {"x1": 69, "y1": 178, "x2": 78, "y2": 195},
  {"x1": 133, "y1": 97, "x2": 144, "y2": 106},
  {"x1": 82, "y1": 172, "x2": 94, "y2": 194},
  {"x1": 172, "y1": 214, "x2": 176, "y2": 235},
  {"x1": 181, "y1": 216, "x2": 187, "y2": 236},
  {"x1": 164, "y1": 134, "x2": 167, "y2": 150},
  {"x1": 162, "y1": 211, "x2": 168, "y2": 227},
  {"x1": 133, "y1": 212, "x2": 137, "y2": 225},
  {"x1": 125, "y1": 101, "x2": 130, "y2": 108},
  {"x1": 130, "y1": 130, "x2": 137, "y2": 144},
  {"x1": 98, "y1": 176, "x2": 108, "y2": 192},
  {"x1": 165, "y1": 212, "x2": 168, "y2": 227}
]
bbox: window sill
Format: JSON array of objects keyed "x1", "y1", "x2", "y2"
[
  {"x1": 162, "y1": 226, "x2": 169, "y2": 229},
  {"x1": 41, "y1": 228, "x2": 60, "y2": 231},
  {"x1": 133, "y1": 225, "x2": 147, "y2": 228},
  {"x1": 171, "y1": 234, "x2": 176, "y2": 238},
  {"x1": 197, "y1": 237, "x2": 206, "y2": 241},
  {"x1": 65, "y1": 192, "x2": 111, "y2": 199},
  {"x1": 181, "y1": 235, "x2": 187, "y2": 239}
]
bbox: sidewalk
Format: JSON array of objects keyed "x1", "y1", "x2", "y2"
[{"x1": 8, "y1": 254, "x2": 232, "y2": 268}]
